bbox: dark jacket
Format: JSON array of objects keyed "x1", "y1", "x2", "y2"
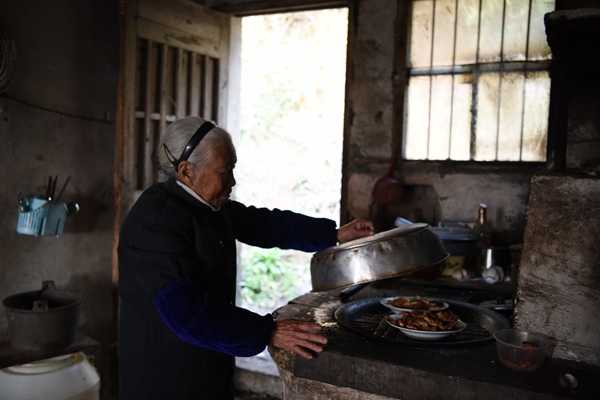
[{"x1": 117, "y1": 178, "x2": 337, "y2": 399}]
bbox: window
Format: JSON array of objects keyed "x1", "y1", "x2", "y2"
[{"x1": 404, "y1": 0, "x2": 555, "y2": 162}]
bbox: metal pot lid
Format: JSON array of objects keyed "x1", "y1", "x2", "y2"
[
  {"x1": 311, "y1": 223, "x2": 449, "y2": 291},
  {"x1": 314, "y1": 223, "x2": 427, "y2": 256}
]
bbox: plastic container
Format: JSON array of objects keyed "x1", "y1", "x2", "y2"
[
  {"x1": 17, "y1": 197, "x2": 68, "y2": 237},
  {"x1": 0, "y1": 352, "x2": 100, "y2": 400},
  {"x1": 433, "y1": 228, "x2": 476, "y2": 254},
  {"x1": 494, "y1": 329, "x2": 550, "y2": 372},
  {"x1": 433, "y1": 227, "x2": 476, "y2": 276}
]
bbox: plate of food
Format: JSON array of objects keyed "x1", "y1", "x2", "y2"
[
  {"x1": 381, "y1": 296, "x2": 449, "y2": 313},
  {"x1": 386, "y1": 310, "x2": 466, "y2": 340}
]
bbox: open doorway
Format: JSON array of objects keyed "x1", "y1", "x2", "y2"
[{"x1": 235, "y1": 9, "x2": 349, "y2": 318}]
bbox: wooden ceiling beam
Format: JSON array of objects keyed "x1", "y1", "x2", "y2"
[{"x1": 195, "y1": 0, "x2": 349, "y2": 17}]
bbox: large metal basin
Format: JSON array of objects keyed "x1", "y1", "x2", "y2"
[{"x1": 311, "y1": 223, "x2": 449, "y2": 291}]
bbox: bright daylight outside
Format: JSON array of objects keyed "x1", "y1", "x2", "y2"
[{"x1": 235, "y1": 9, "x2": 349, "y2": 316}]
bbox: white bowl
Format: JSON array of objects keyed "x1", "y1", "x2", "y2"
[{"x1": 386, "y1": 314, "x2": 466, "y2": 341}]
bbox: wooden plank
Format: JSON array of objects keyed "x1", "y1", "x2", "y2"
[
  {"x1": 135, "y1": 111, "x2": 176, "y2": 122},
  {"x1": 137, "y1": 18, "x2": 221, "y2": 59},
  {"x1": 202, "y1": 56, "x2": 215, "y2": 120},
  {"x1": 212, "y1": 59, "x2": 220, "y2": 122},
  {"x1": 139, "y1": 0, "x2": 223, "y2": 41},
  {"x1": 142, "y1": 39, "x2": 154, "y2": 190},
  {"x1": 173, "y1": 47, "x2": 182, "y2": 118},
  {"x1": 340, "y1": 1, "x2": 356, "y2": 225},
  {"x1": 174, "y1": 48, "x2": 187, "y2": 118},
  {"x1": 544, "y1": 13, "x2": 570, "y2": 173},
  {"x1": 216, "y1": 14, "x2": 232, "y2": 127},
  {"x1": 158, "y1": 43, "x2": 168, "y2": 146},
  {"x1": 121, "y1": 0, "x2": 138, "y2": 214},
  {"x1": 189, "y1": 52, "x2": 201, "y2": 117},
  {"x1": 224, "y1": 16, "x2": 242, "y2": 142},
  {"x1": 210, "y1": 0, "x2": 348, "y2": 17},
  {"x1": 114, "y1": 0, "x2": 141, "y2": 394}
]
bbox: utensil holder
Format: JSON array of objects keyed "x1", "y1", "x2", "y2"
[{"x1": 17, "y1": 197, "x2": 69, "y2": 237}]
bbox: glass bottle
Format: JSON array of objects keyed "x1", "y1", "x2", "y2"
[{"x1": 473, "y1": 203, "x2": 492, "y2": 247}]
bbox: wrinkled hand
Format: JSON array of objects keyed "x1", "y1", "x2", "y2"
[
  {"x1": 336, "y1": 219, "x2": 374, "y2": 243},
  {"x1": 270, "y1": 319, "x2": 328, "y2": 360}
]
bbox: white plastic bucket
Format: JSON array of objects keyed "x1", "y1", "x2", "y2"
[{"x1": 0, "y1": 352, "x2": 100, "y2": 400}]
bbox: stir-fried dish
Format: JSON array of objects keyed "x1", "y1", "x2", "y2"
[
  {"x1": 388, "y1": 296, "x2": 446, "y2": 311},
  {"x1": 391, "y1": 310, "x2": 459, "y2": 331}
]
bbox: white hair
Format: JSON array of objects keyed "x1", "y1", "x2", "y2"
[{"x1": 153, "y1": 116, "x2": 236, "y2": 182}]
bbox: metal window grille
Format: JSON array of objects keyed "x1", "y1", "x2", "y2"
[{"x1": 404, "y1": 0, "x2": 555, "y2": 162}]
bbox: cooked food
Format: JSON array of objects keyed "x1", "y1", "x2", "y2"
[
  {"x1": 522, "y1": 341, "x2": 536, "y2": 348},
  {"x1": 388, "y1": 295, "x2": 445, "y2": 311},
  {"x1": 391, "y1": 309, "x2": 459, "y2": 332}
]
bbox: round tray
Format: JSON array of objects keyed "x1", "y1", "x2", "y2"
[{"x1": 334, "y1": 297, "x2": 510, "y2": 347}]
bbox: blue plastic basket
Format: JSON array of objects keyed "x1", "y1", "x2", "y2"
[{"x1": 17, "y1": 197, "x2": 68, "y2": 237}]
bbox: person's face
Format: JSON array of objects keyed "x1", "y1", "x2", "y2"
[{"x1": 191, "y1": 145, "x2": 236, "y2": 208}]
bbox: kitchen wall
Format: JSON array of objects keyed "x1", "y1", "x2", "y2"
[
  {"x1": 202, "y1": 0, "x2": 566, "y2": 245},
  {"x1": 199, "y1": 0, "x2": 599, "y2": 246},
  {"x1": 341, "y1": 0, "x2": 548, "y2": 246},
  {"x1": 1, "y1": 0, "x2": 598, "y2": 397},
  {"x1": 0, "y1": 0, "x2": 119, "y2": 396}
]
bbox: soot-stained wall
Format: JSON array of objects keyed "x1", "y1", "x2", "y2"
[{"x1": 0, "y1": 0, "x2": 118, "y2": 396}]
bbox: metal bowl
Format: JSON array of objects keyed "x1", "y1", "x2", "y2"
[
  {"x1": 3, "y1": 281, "x2": 83, "y2": 351},
  {"x1": 310, "y1": 223, "x2": 449, "y2": 291}
]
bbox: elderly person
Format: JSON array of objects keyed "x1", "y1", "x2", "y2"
[{"x1": 117, "y1": 116, "x2": 374, "y2": 399}]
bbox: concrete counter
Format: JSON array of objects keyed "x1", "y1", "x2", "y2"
[{"x1": 268, "y1": 281, "x2": 599, "y2": 400}]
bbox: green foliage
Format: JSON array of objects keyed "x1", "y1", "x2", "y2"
[{"x1": 240, "y1": 247, "x2": 309, "y2": 310}]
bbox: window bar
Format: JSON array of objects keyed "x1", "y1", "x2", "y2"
[
  {"x1": 518, "y1": 0, "x2": 534, "y2": 161},
  {"x1": 200, "y1": 55, "x2": 207, "y2": 119},
  {"x1": 203, "y1": 56, "x2": 215, "y2": 121},
  {"x1": 174, "y1": 48, "x2": 185, "y2": 119},
  {"x1": 211, "y1": 59, "x2": 220, "y2": 122},
  {"x1": 495, "y1": 0, "x2": 508, "y2": 161},
  {"x1": 152, "y1": 43, "x2": 168, "y2": 185},
  {"x1": 188, "y1": 52, "x2": 199, "y2": 117},
  {"x1": 448, "y1": 0, "x2": 460, "y2": 160},
  {"x1": 470, "y1": 0, "x2": 484, "y2": 161},
  {"x1": 197, "y1": 54, "x2": 205, "y2": 117},
  {"x1": 158, "y1": 44, "x2": 168, "y2": 146},
  {"x1": 410, "y1": 61, "x2": 550, "y2": 76},
  {"x1": 426, "y1": 0, "x2": 437, "y2": 159},
  {"x1": 142, "y1": 39, "x2": 154, "y2": 190}
]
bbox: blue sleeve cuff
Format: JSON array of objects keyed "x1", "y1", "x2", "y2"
[{"x1": 155, "y1": 276, "x2": 275, "y2": 357}]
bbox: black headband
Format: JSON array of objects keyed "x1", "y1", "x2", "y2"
[{"x1": 165, "y1": 121, "x2": 216, "y2": 172}]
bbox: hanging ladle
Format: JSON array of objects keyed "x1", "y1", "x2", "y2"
[{"x1": 372, "y1": 155, "x2": 404, "y2": 206}]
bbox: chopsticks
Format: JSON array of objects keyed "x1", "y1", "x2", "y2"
[
  {"x1": 44, "y1": 175, "x2": 71, "y2": 202},
  {"x1": 45, "y1": 176, "x2": 53, "y2": 200},
  {"x1": 55, "y1": 176, "x2": 71, "y2": 202}
]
